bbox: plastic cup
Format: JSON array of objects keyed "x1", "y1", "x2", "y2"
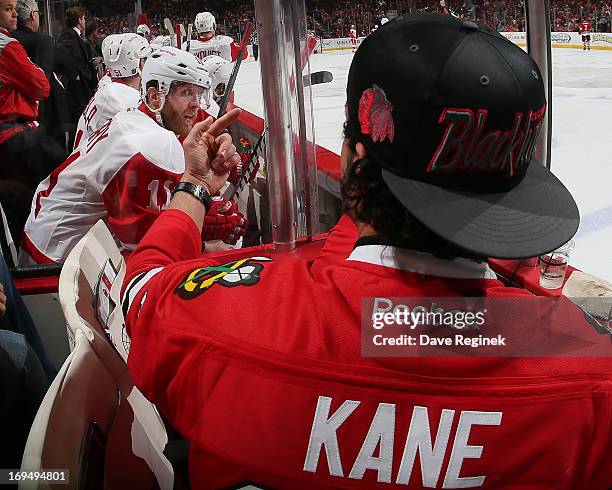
[{"x1": 539, "y1": 240, "x2": 574, "y2": 289}]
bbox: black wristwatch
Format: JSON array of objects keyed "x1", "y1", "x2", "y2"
[{"x1": 171, "y1": 182, "x2": 213, "y2": 212}]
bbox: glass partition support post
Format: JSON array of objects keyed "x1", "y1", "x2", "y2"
[
  {"x1": 43, "y1": 0, "x2": 52, "y2": 37},
  {"x1": 255, "y1": 0, "x2": 319, "y2": 251},
  {"x1": 525, "y1": 0, "x2": 553, "y2": 170},
  {"x1": 289, "y1": 0, "x2": 319, "y2": 238}
]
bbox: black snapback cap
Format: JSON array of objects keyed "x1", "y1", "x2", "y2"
[{"x1": 346, "y1": 13, "x2": 579, "y2": 259}]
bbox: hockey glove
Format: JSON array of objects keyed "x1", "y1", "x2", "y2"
[{"x1": 202, "y1": 196, "x2": 249, "y2": 245}]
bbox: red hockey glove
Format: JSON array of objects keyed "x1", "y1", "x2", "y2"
[{"x1": 202, "y1": 196, "x2": 249, "y2": 245}]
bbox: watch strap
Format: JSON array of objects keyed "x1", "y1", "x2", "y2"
[{"x1": 171, "y1": 181, "x2": 212, "y2": 211}]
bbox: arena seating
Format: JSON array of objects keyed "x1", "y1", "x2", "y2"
[{"x1": 92, "y1": 0, "x2": 611, "y2": 37}]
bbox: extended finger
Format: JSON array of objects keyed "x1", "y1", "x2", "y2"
[{"x1": 205, "y1": 108, "x2": 242, "y2": 137}]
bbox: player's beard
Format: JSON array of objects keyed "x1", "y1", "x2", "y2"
[{"x1": 161, "y1": 100, "x2": 197, "y2": 137}]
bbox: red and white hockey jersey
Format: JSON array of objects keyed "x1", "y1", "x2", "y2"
[
  {"x1": 97, "y1": 71, "x2": 112, "y2": 90},
  {"x1": 20, "y1": 104, "x2": 184, "y2": 265},
  {"x1": 74, "y1": 80, "x2": 141, "y2": 150},
  {"x1": 182, "y1": 35, "x2": 247, "y2": 62},
  {"x1": 579, "y1": 21, "x2": 592, "y2": 35},
  {"x1": 123, "y1": 210, "x2": 612, "y2": 489}
]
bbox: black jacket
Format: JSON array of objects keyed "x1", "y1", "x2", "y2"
[
  {"x1": 12, "y1": 26, "x2": 72, "y2": 146},
  {"x1": 57, "y1": 27, "x2": 96, "y2": 122},
  {"x1": 12, "y1": 25, "x2": 55, "y2": 72}
]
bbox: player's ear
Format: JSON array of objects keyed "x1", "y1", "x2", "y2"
[{"x1": 147, "y1": 87, "x2": 162, "y2": 110}]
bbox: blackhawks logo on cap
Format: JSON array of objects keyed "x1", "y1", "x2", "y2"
[
  {"x1": 358, "y1": 84, "x2": 395, "y2": 143},
  {"x1": 175, "y1": 257, "x2": 272, "y2": 300}
]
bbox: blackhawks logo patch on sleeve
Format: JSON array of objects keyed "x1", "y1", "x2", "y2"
[{"x1": 175, "y1": 257, "x2": 272, "y2": 300}]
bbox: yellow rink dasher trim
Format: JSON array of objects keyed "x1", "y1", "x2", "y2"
[
  {"x1": 553, "y1": 44, "x2": 612, "y2": 50},
  {"x1": 322, "y1": 43, "x2": 612, "y2": 52},
  {"x1": 515, "y1": 43, "x2": 612, "y2": 50}
]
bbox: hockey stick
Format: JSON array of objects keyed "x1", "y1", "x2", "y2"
[
  {"x1": 164, "y1": 18, "x2": 177, "y2": 48},
  {"x1": 289, "y1": 35, "x2": 319, "y2": 92},
  {"x1": 228, "y1": 35, "x2": 322, "y2": 203},
  {"x1": 226, "y1": 69, "x2": 331, "y2": 202},
  {"x1": 303, "y1": 70, "x2": 333, "y2": 87},
  {"x1": 175, "y1": 24, "x2": 182, "y2": 46},
  {"x1": 217, "y1": 21, "x2": 255, "y2": 118},
  {"x1": 187, "y1": 24, "x2": 193, "y2": 48},
  {"x1": 301, "y1": 35, "x2": 318, "y2": 68}
]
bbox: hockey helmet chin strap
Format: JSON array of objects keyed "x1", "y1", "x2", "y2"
[{"x1": 143, "y1": 90, "x2": 168, "y2": 128}]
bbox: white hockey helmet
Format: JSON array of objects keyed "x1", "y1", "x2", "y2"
[
  {"x1": 142, "y1": 47, "x2": 211, "y2": 109},
  {"x1": 201, "y1": 55, "x2": 232, "y2": 102},
  {"x1": 136, "y1": 24, "x2": 150, "y2": 36},
  {"x1": 150, "y1": 35, "x2": 171, "y2": 48},
  {"x1": 381, "y1": 17, "x2": 389, "y2": 25},
  {"x1": 102, "y1": 33, "x2": 152, "y2": 78},
  {"x1": 195, "y1": 12, "x2": 216, "y2": 33}
]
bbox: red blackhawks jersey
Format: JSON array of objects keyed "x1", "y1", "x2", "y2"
[
  {"x1": 74, "y1": 80, "x2": 141, "y2": 150},
  {"x1": 182, "y1": 35, "x2": 247, "y2": 62},
  {"x1": 20, "y1": 104, "x2": 184, "y2": 265},
  {"x1": 579, "y1": 21, "x2": 592, "y2": 35},
  {"x1": 123, "y1": 211, "x2": 612, "y2": 489}
]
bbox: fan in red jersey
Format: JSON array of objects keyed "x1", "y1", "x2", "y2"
[
  {"x1": 579, "y1": 18, "x2": 592, "y2": 50},
  {"x1": 121, "y1": 15, "x2": 612, "y2": 490},
  {"x1": 20, "y1": 47, "x2": 247, "y2": 266}
]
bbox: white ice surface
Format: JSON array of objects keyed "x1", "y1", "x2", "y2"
[{"x1": 234, "y1": 48, "x2": 612, "y2": 282}]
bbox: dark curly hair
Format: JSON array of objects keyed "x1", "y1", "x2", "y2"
[{"x1": 340, "y1": 122, "x2": 485, "y2": 261}]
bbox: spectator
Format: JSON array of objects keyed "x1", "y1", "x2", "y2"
[
  {"x1": 0, "y1": 236, "x2": 52, "y2": 467},
  {"x1": 57, "y1": 5, "x2": 97, "y2": 144},
  {"x1": 121, "y1": 16, "x2": 609, "y2": 489},
  {"x1": 0, "y1": 328, "x2": 48, "y2": 468},
  {"x1": 13, "y1": 0, "x2": 72, "y2": 152},
  {"x1": 0, "y1": 252, "x2": 50, "y2": 468},
  {"x1": 0, "y1": 246, "x2": 55, "y2": 379},
  {"x1": 0, "y1": 0, "x2": 65, "y2": 243},
  {"x1": 85, "y1": 20, "x2": 103, "y2": 59}
]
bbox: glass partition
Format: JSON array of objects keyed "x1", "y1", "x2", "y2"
[{"x1": 7, "y1": 0, "x2": 612, "y2": 285}]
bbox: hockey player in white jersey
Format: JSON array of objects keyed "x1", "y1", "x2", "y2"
[
  {"x1": 349, "y1": 25, "x2": 357, "y2": 52},
  {"x1": 20, "y1": 47, "x2": 247, "y2": 265},
  {"x1": 201, "y1": 56, "x2": 232, "y2": 103},
  {"x1": 183, "y1": 12, "x2": 246, "y2": 62},
  {"x1": 136, "y1": 24, "x2": 151, "y2": 41},
  {"x1": 73, "y1": 33, "x2": 151, "y2": 150}
]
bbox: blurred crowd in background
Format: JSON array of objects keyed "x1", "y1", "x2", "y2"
[{"x1": 87, "y1": 0, "x2": 612, "y2": 40}]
